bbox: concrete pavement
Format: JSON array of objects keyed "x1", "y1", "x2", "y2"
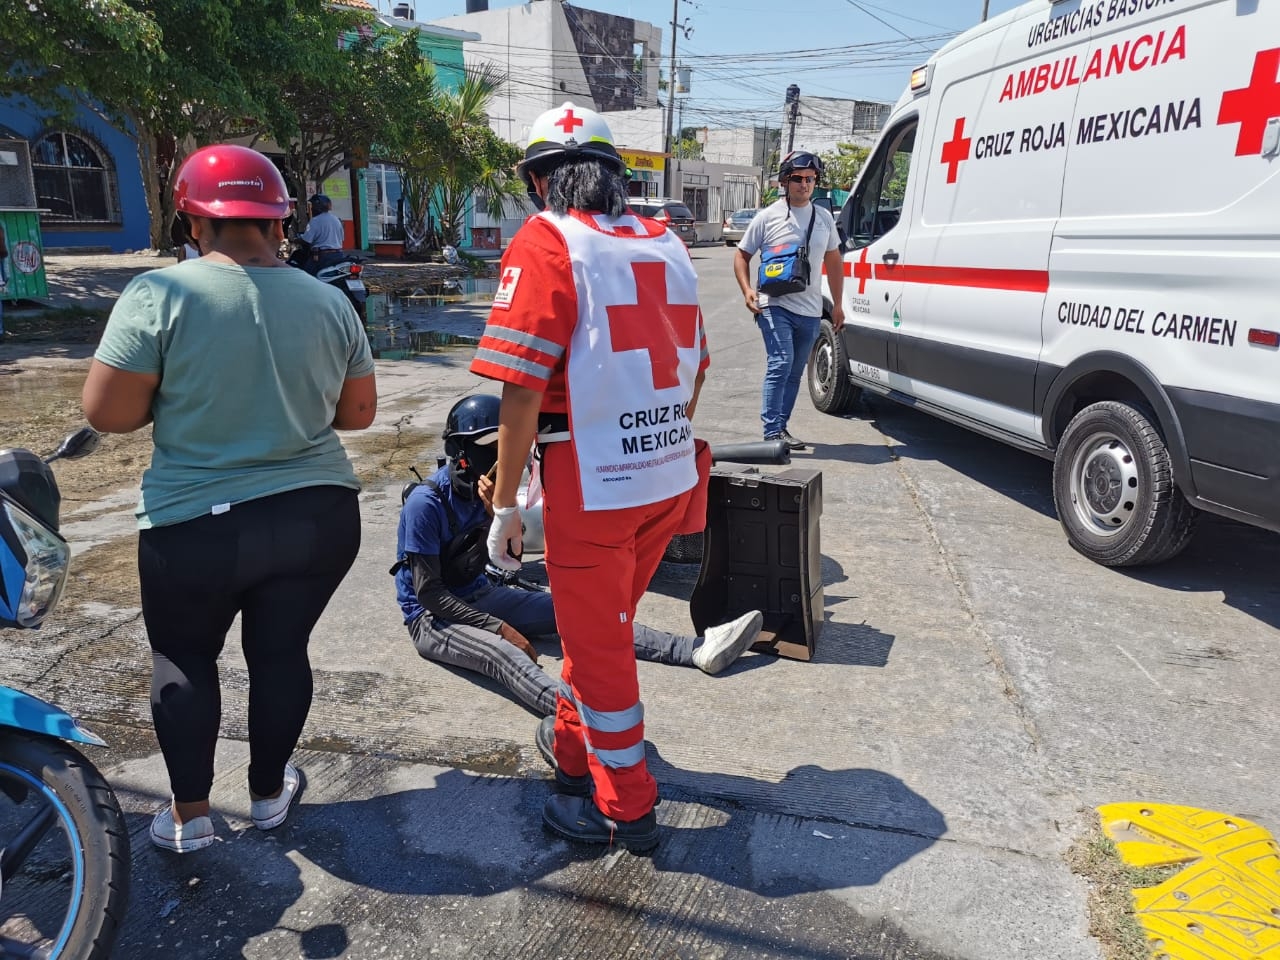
[{"x1": 5, "y1": 247, "x2": 1279, "y2": 958}]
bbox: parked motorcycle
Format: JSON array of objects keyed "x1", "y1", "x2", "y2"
[
  {"x1": 286, "y1": 241, "x2": 368, "y2": 322},
  {"x1": 0, "y1": 427, "x2": 130, "y2": 960}
]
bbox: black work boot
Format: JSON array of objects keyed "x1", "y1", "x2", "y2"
[
  {"x1": 535, "y1": 715, "x2": 592, "y2": 797},
  {"x1": 542, "y1": 794, "x2": 660, "y2": 853}
]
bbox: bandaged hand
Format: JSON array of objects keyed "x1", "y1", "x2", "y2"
[{"x1": 487, "y1": 505, "x2": 523, "y2": 572}]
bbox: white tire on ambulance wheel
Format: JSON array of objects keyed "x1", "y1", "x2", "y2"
[
  {"x1": 807, "y1": 319, "x2": 861, "y2": 416},
  {"x1": 1052, "y1": 401, "x2": 1198, "y2": 567}
]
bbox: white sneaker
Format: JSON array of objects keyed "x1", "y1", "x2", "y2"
[
  {"x1": 692, "y1": 610, "x2": 764, "y2": 675},
  {"x1": 251, "y1": 762, "x2": 301, "y2": 831},
  {"x1": 150, "y1": 806, "x2": 216, "y2": 853}
]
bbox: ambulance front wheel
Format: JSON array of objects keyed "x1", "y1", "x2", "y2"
[
  {"x1": 808, "y1": 319, "x2": 861, "y2": 415},
  {"x1": 1052, "y1": 400, "x2": 1198, "y2": 567}
]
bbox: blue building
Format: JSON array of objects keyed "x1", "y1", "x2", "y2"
[{"x1": 0, "y1": 100, "x2": 151, "y2": 253}]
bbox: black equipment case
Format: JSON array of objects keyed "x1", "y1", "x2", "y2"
[{"x1": 689, "y1": 467, "x2": 823, "y2": 661}]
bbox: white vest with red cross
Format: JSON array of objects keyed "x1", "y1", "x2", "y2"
[{"x1": 542, "y1": 210, "x2": 702, "y2": 511}]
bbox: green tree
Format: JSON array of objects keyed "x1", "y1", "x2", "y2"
[
  {"x1": 394, "y1": 63, "x2": 523, "y2": 252},
  {"x1": 675, "y1": 126, "x2": 703, "y2": 161},
  {"x1": 1, "y1": 0, "x2": 162, "y2": 112},
  {"x1": 148, "y1": 1, "x2": 361, "y2": 246},
  {"x1": 820, "y1": 142, "x2": 871, "y2": 190},
  {"x1": 271, "y1": 18, "x2": 429, "y2": 231},
  {"x1": 1, "y1": 0, "x2": 382, "y2": 247}
]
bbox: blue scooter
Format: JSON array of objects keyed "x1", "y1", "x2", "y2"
[{"x1": 0, "y1": 427, "x2": 129, "y2": 959}]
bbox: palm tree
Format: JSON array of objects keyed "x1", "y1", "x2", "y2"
[{"x1": 423, "y1": 63, "x2": 524, "y2": 248}]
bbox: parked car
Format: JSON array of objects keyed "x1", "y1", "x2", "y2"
[
  {"x1": 628, "y1": 198, "x2": 696, "y2": 246},
  {"x1": 722, "y1": 208, "x2": 759, "y2": 246}
]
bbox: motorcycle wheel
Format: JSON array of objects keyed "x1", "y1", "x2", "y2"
[{"x1": 0, "y1": 733, "x2": 130, "y2": 960}]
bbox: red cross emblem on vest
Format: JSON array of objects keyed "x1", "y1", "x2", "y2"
[
  {"x1": 606, "y1": 261, "x2": 699, "y2": 390},
  {"x1": 1218, "y1": 48, "x2": 1280, "y2": 156},
  {"x1": 556, "y1": 109, "x2": 585, "y2": 135}
]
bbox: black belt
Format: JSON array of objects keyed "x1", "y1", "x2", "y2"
[{"x1": 537, "y1": 413, "x2": 570, "y2": 444}]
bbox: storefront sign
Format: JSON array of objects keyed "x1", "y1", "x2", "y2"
[{"x1": 619, "y1": 150, "x2": 665, "y2": 173}]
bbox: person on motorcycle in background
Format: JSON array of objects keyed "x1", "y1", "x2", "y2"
[
  {"x1": 391, "y1": 394, "x2": 763, "y2": 765},
  {"x1": 81, "y1": 143, "x2": 377, "y2": 854},
  {"x1": 297, "y1": 193, "x2": 346, "y2": 275}
]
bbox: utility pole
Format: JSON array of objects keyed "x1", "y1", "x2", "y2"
[
  {"x1": 663, "y1": 1, "x2": 692, "y2": 197},
  {"x1": 785, "y1": 84, "x2": 801, "y2": 154},
  {"x1": 676, "y1": 96, "x2": 687, "y2": 163}
]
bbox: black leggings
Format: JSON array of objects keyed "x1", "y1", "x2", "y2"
[{"x1": 139, "y1": 485, "x2": 361, "y2": 802}]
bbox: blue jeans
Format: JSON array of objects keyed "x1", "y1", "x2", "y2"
[{"x1": 756, "y1": 304, "x2": 820, "y2": 437}]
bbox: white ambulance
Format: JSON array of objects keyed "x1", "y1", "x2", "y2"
[{"x1": 811, "y1": 0, "x2": 1280, "y2": 566}]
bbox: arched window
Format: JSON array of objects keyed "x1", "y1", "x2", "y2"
[{"x1": 31, "y1": 131, "x2": 121, "y2": 225}]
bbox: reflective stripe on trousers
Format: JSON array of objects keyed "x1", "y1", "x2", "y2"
[
  {"x1": 542, "y1": 441, "x2": 695, "y2": 821},
  {"x1": 557, "y1": 681, "x2": 646, "y2": 768}
]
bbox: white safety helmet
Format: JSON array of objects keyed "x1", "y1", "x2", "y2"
[{"x1": 517, "y1": 101, "x2": 626, "y2": 190}]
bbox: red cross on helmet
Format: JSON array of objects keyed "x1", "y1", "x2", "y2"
[
  {"x1": 517, "y1": 101, "x2": 626, "y2": 189},
  {"x1": 173, "y1": 144, "x2": 291, "y2": 220}
]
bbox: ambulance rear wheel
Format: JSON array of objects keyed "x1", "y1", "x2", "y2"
[
  {"x1": 808, "y1": 319, "x2": 861, "y2": 415},
  {"x1": 1053, "y1": 401, "x2": 1197, "y2": 567}
]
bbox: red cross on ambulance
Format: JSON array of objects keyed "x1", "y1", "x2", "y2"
[
  {"x1": 940, "y1": 116, "x2": 972, "y2": 184},
  {"x1": 1217, "y1": 47, "x2": 1280, "y2": 156},
  {"x1": 606, "y1": 262, "x2": 699, "y2": 391},
  {"x1": 852, "y1": 247, "x2": 873, "y2": 294}
]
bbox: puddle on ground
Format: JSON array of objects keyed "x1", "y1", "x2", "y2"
[{"x1": 365, "y1": 277, "x2": 497, "y2": 360}]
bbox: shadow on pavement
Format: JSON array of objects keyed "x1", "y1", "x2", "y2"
[
  {"x1": 112, "y1": 756, "x2": 945, "y2": 959},
  {"x1": 858, "y1": 397, "x2": 1280, "y2": 628},
  {"x1": 1120, "y1": 514, "x2": 1280, "y2": 630}
]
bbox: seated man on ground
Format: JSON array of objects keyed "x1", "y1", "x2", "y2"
[{"x1": 391, "y1": 394, "x2": 763, "y2": 721}]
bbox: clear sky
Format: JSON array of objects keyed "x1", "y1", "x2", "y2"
[{"x1": 383, "y1": 0, "x2": 1029, "y2": 128}]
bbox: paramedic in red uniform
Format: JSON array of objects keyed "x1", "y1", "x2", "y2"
[{"x1": 471, "y1": 102, "x2": 708, "y2": 853}]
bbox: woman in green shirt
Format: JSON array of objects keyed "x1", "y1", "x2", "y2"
[{"x1": 82, "y1": 144, "x2": 377, "y2": 853}]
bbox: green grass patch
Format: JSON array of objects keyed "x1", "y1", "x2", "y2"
[{"x1": 1067, "y1": 814, "x2": 1184, "y2": 960}]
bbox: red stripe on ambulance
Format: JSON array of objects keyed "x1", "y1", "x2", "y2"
[{"x1": 827, "y1": 260, "x2": 1049, "y2": 294}]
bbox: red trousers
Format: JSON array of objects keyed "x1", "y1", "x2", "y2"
[{"x1": 541, "y1": 441, "x2": 696, "y2": 821}]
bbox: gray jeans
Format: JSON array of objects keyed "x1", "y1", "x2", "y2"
[{"x1": 408, "y1": 581, "x2": 696, "y2": 716}]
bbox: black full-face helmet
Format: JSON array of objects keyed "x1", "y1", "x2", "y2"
[{"x1": 443, "y1": 394, "x2": 501, "y2": 500}]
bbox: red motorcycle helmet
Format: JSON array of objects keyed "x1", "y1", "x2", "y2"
[{"x1": 173, "y1": 144, "x2": 290, "y2": 219}]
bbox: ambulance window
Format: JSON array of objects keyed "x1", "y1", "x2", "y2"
[{"x1": 841, "y1": 120, "x2": 916, "y2": 251}]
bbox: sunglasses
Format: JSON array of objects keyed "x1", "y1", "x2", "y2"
[{"x1": 790, "y1": 175, "x2": 817, "y2": 185}]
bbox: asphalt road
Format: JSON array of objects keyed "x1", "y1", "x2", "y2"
[{"x1": 6, "y1": 244, "x2": 1279, "y2": 959}]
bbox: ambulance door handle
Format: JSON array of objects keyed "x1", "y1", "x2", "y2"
[{"x1": 881, "y1": 249, "x2": 900, "y2": 264}]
